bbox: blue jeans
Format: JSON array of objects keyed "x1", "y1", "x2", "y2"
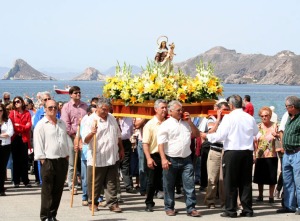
[
  {"x1": 81, "y1": 160, "x2": 88, "y2": 201},
  {"x1": 282, "y1": 152, "x2": 300, "y2": 211},
  {"x1": 163, "y1": 155, "x2": 196, "y2": 213},
  {"x1": 137, "y1": 140, "x2": 147, "y2": 193}
]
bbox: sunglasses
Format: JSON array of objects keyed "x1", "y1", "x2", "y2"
[
  {"x1": 260, "y1": 115, "x2": 269, "y2": 118},
  {"x1": 14, "y1": 100, "x2": 21, "y2": 104},
  {"x1": 4, "y1": 98, "x2": 10, "y2": 100},
  {"x1": 47, "y1": 106, "x2": 58, "y2": 111},
  {"x1": 0, "y1": 109, "x2": 3, "y2": 112},
  {"x1": 73, "y1": 92, "x2": 81, "y2": 95},
  {"x1": 43, "y1": 98, "x2": 51, "y2": 102}
]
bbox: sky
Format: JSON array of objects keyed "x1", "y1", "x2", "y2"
[{"x1": 0, "y1": 0, "x2": 299, "y2": 72}]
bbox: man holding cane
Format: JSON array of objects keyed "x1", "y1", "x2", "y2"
[{"x1": 83, "y1": 98, "x2": 124, "y2": 212}]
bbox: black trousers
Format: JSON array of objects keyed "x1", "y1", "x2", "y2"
[
  {"x1": 223, "y1": 150, "x2": 253, "y2": 215},
  {"x1": 40, "y1": 158, "x2": 68, "y2": 221},
  {"x1": 0, "y1": 144, "x2": 11, "y2": 192},
  {"x1": 11, "y1": 136, "x2": 29, "y2": 185},
  {"x1": 120, "y1": 139, "x2": 133, "y2": 190},
  {"x1": 200, "y1": 147, "x2": 210, "y2": 188},
  {"x1": 145, "y1": 153, "x2": 162, "y2": 207}
]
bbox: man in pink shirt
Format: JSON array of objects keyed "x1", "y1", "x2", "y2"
[
  {"x1": 61, "y1": 86, "x2": 88, "y2": 194},
  {"x1": 243, "y1": 95, "x2": 254, "y2": 116}
]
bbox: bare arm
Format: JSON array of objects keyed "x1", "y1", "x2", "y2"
[{"x1": 143, "y1": 143, "x2": 156, "y2": 170}]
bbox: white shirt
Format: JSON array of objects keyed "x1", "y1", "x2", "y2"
[
  {"x1": 157, "y1": 117, "x2": 192, "y2": 158},
  {"x1": 34, "y1": 117, "x2": 72, "y2": 160},
  {"x1": 278, "y1": 111, "x2": 289, "y2": 132},
  {"x1": 82, "y1": 113, "x2": 121, "y2": 167},
  {"x1": 0, "y1": 119, "x2": 14, "y2": 146},
  {"x1": 119, "y1": 117, "x2": 133, "y2": 140},
  {"x1": 207, "y1": 109, "x2": 259, "y2": 151}
]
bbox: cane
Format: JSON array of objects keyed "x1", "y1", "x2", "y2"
[
  {"x1": 92, "y1": 120, "x2": 97, "y2": 216},
  {"x1": 70, "y1": 120, "x2": 81, "y2": 208}
]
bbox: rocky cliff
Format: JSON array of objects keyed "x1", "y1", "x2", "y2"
[
  {"x1": 2, "y1": 59, "x2": 55, "y2": 80},
  {"x1": 174, "y1": 47, "x2": 300, "y2": 85},
  {"x1": 72, "y1": 67, "x2": 105, "y2": 81}
]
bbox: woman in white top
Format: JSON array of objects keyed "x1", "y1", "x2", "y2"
[{"x1": 0, "y1": 103, "x2": 14, "y2": 196}]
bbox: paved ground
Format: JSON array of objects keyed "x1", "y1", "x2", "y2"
[{"x1": 0, "y1": 173, "x2": 298, "y2": 221}]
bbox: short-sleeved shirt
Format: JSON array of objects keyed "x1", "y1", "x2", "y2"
[
  {"x1": 82, "y1": 113, "x2": 121, "y2": 167},
  {"x1": 283, "y1": 113, "x2": 300, "y2": 151},
  {"x1": 142, "y1": 116, "x2": 163, "y2": 154},
  {"x1": 157, "y1": 117, "x2": 192, "y2": 158}
]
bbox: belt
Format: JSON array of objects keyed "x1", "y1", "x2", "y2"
[
  {"x1": 285, "y1": 147, "x2": 300, "y2": 154},
  {"x1": 210, "y1": 146, "x2": 222, "y2": 153}
]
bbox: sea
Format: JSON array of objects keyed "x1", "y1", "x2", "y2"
[{"x1": 1, "y1": 80, "x2": 299, "y2": 122}]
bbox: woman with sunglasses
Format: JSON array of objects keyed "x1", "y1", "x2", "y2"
[
  {"x1": 253, "y1": 106, "x2": 279, "y2": 204},
  {"x1": 9, "y1": 96, "x2": 32, "y2": 188},
  {"x1": 0, "y1": 103, "x2": 14, "y2": 196}
]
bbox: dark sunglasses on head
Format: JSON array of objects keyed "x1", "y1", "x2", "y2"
[
  {"x1": 73, "y1": 92, "x2": 81, "y2": 95},
  {"x1": 14, "y1": 100, "x2": 21, "y2": 104},
  {"x1": 47, "y1": 106, "x2": 58, "y2": 110},
  {"x1": 43, "y1": 98, "x2": 51, "y2": 102}
]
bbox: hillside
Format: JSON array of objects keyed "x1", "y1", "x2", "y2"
[
  {"x1": 2, "y1": 59, "x2": 55, "y2": 80},
  {"x1": 72, "y1": 67, "x2": 105, "y2": 81},
  {"x1": 174, "y1": 47, "x2": 300, "y2": 85}
]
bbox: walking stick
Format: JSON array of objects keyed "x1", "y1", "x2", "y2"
[
  {"x1": 92, "y1": 120, "x2": 97, "y2": 216},
  {"x1": 71, "y1": 120, "x2": 81, "y2": 208}
]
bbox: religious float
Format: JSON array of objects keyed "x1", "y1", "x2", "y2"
[{"x1": 103, "y1": 36, "x2": 223, "y2": 119}]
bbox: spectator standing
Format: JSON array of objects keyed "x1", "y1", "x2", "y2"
[
  {"x1": 2, "y1": 92, "x2": 11, "y2": 106},
  {"x1": 0, "y1": 103, "x2": 14, "y2": 196},
  {"x1": 34, "y1": 99, "x2": 72, "y2": 221},
  {"x1": 9, "y1": 96, "x2": 32, "y2": 188},
  {"x1": 201, "y1": 95, "x2": 258, "y2": 217},
  {"x1": 118, "y1": 117, "x2": 137, "y2": 194},
  {"x1": 134, "y1": 118, "x2": 147, "y2": 196},
  {"x1": 276, "y1": 96, "x2": 300, "y2": 215},
  {"x1": 158, "y1": 100, "x2": 201, "y2": 217},
  {"x1": 243, "y1": 95, "x2": 254, "y2": 116},
  {"x1": 61, "y1": 86, "x2": 88, "y2": 195},
  {"x1": 79, "y1": 105, "x2": 97, "y2": 206},
  {"x1": 253, "y1": 106, "x2": 279, "y2": 204},
  {"x1": 274, "y1": 111, "x2": 289, "y2": 199}
]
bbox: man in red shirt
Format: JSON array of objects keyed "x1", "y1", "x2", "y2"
[{"x1": 243, "y1": 95, "x2": 254, "y2": 116}]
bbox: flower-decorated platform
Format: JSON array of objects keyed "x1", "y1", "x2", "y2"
[
  {"x1": 112, "y1": 99, "x2": 216, "y2": 119},
  {"x1": 104, "y1": 60, "x2": 223, "y2": 119}
]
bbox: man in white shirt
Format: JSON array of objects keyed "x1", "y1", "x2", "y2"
[
  {"x1": 157, "y1": 100, "x2": 201, "y2": 217},
  {"x1": 201, "y1": 95, "x2": 259, "y2": 218},
  {"x1": 34, "y1": 100, "x2": 72, "y2": 221},
  {"x1": 83, "y1": 98, "x2": 124, "y2": 212}
]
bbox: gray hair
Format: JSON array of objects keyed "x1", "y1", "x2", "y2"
[
  {"x1": 2, "y1": 92, "x2": 10, "y2": 97},
  {"x1": 227, "y1": 94, "x2": 242, "y2": 108},
  {"x1": 41, "y1": 91, "x2": 51, "y2": 99},
  {"x1": 167, "y1": 100, "x2": 182, "y2": 114},
  {"x1": 97, "y1": 97, "x2": 111, "y2": 108},
  {"x1": 154, "y1": 99, "x2": 167, "y2": 109},
  {"x1": 285, "y1": 96, "x2": 300, "y2": 110}
]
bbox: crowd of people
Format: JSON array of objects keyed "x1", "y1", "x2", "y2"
[{"x1": 1, "y1": 88, "x2": 300, "y2": 220}]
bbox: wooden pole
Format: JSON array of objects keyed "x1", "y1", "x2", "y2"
[
  {"x1": 70, "y1": 120, "x2": 81, "y2": 208},
  {"x1": 91, "y1": 120, "x2": 97, "y2": 216}
]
